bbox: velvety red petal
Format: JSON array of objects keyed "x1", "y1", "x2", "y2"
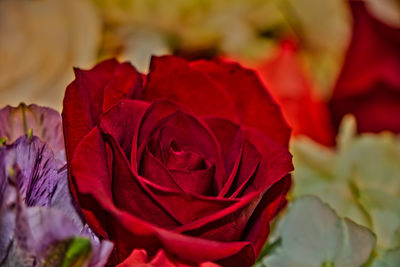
[
  {"x1": 141, "y1": 144, "x2": 185, "y2": 192},
  {"x1": 145, "y1": 136, "x2": 216, "y2": 195},
  {"x1": 164, "y1": 141, "x2": 211, "y2": 172},
  {"x1": 242, "y1": 175, "x2": 291, "y2": 256},
  {"x1": 168, "y1": 166, "x2": 215, "y2": 196},
  {"x1": 175, "y1": 192, "x2": 261, "y2": 243},
  {"x1": 70, "y1": 127, "x2": 254, "y2": 264},
  {"x1": 99, "y1": 99, "x2": 150, "y2": 161},
  {"x1": 137, "y1": 100, "x2": 226, "y2": 193},
  {"x1": 133, "y1": 100, "x2": 188, "y2": 170},
  {"x1": 144, "y1": 56, "x2": 239, "y2": 122},
  {"x1": 63, "y1": 59, "x2": 142, "y2": 164},
  {"x1": 107, "y1": 133, "x2": 242, "y2": 226},
  {"x1": 70, "y1": 127, "x2": 115, "y2": 238},
  {"x1": 202, "y1": 117, "x2": 243, "y2": 184},
  {"x1": 63, "y1": 59, "x2": 118, "y2": 163},
  {"x1": 227, "y1": 140, "x2": 261, "y2": 198},
  {"x1": 238, "y1": 128, "x2": 293, "y2": 197},
  {"x1": 138, "y1": 177, "x2": 240, "y2": 225},
  {"x1": 109, "y1": 138, "x2": 182, "y2": 230},
  {"x1": 103, "y1": 62, "x2": 144, "y2": 111},
  {"x1": 190, "y1": 59, "x2": 291, "y2": 148}
]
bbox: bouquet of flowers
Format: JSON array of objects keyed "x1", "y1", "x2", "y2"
[{"x1": 1, "y1": 0, "x2": 399, "y2": 266}]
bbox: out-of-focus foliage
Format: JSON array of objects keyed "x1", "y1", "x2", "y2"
[
  {"x1": 0, "y1": 0, "x2": 101, "y2": 111},
  {"x1": 256, "y1": 196, "x2": 376, "y2": 267},
  {"x1": 291, "y1": 116, "x2": 400, "y2": 265}
]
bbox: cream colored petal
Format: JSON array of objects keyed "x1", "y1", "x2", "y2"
[{"x1": 0, "y1": 0, "x2": 101, "y2": 111}]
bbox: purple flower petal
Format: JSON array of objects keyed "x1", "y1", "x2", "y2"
[
  {"x1": 0, "y1": 184, "x2": 17, "y2": 263},
  {"x1": 0, "y1": 135, "x2": 112, "y2": 266},
  {"x1": 1, "y1": 136, "x2": 59, "y2": 207},
  {"x1": 50, "y1": 165, "x2": 85, "y2": 229},
  {"x1": 27, "y1": 207, "x2": 81, "y2": 254},
  {"x1": 0, "y1": 179, "x2": 35, "y2": 266},
  {"x1": 49, "y1": 167, "x2": 114, "y2": 267},
  {"x1": 0, "y1": 104, "x2": 65, "y2": 167}
]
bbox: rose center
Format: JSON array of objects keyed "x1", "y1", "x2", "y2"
[{"x1": 164, "y1": 140, "x2": 210, "y2": 172}]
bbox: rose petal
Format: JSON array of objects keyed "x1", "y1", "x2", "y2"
[
  {"x1": 71, "y1": 130, "x2": 255, "y2": 264},
  {"x1": 191, "y1": 59, "x2": 291, "y2": 147},
  {"x1": 111, "y1": 143, "x2": 184, "y2": 228},
  {"x1": 72, "y1": 128, "x2": 181, "y2": 230},
  {"x1": 163, "y1": 140, "x2": 211, "y2": 172},
  {"x1": 242, "y1": 175, "x2": 291, "y2": 256},
  {"x1": 144, "y1": 56, "x2": 239, "y2": 125},
  {"x1": 202, "y1": 117, "x2": 243, "y2": 180},
  {"x1": 134, "y1": 100, "x2": 189, "y2": 170},
  {"x1": 137, "y1": 101, "x2": 225, "y2": 193},
  {"x1": 239, "y1": 128, "x2": 293, "y2": 197},
  {"x1": 63, "y1": 59, "x2": 142, "y2": 164},
  {"x1": 102, "y1": 62, "x2": 144, "y2": 111},
  {"x1": 63, "y1": 59, "x2": 118, "y2": 162},
  {"x1": 175, "y1": 192, "x2": 261, "y2": 242},
  {"x1": 141, "y1": 142, "x2": 183, "y2": 188},
  {"x1": 226, "y1": 140, "x2": 261, "y2": 198},
  {"x1": 108, "y1": 134, "x2": 239, "y2": 225},
  {"x1": 100, "y1": 99, "x2": 150, "y2": 161},
  {"x1": 70, "y1": 127, "x2": 114, "y2": 238},
  {"x1": 168, "y1": 166, "x2": 215, "y2": 196}
]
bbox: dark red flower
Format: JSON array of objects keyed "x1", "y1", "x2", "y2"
[
  {"x1": 330, "y1": 0, "x2": 400, "y2": 133},
  {"x1": 62, "y1": 56, "x2": 293, "y2": 266}
]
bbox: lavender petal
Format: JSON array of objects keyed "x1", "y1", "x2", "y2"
[
  {"x1": 1, "y1": 136, "x2": 59, "y2": 207},
  {"x1": 0, "y1": 104, "x2": 65, "y2": 167}
]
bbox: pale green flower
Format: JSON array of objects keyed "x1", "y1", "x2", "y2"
[{"x1": 289, "y1": 116, "x2": 400, "y2": 265}]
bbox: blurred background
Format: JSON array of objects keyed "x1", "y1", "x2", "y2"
[
  {"x1": 2, "y1": 0, "x2": 400, "y2": 137},
  {"x1": 1, "y1": 0, "x2": 355, "y2": 109}
]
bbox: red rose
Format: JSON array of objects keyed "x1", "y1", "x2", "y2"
[
  {"x1": 62, "y1": 56, "x2": 293, "y2": 266},
  {"x1": 330, "y1": 0, "x2": 400, "y2": 133}
]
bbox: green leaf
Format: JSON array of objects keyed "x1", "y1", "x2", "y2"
[{"x1": 260, "y1": 196, "x2": 376, "y2": 267}]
